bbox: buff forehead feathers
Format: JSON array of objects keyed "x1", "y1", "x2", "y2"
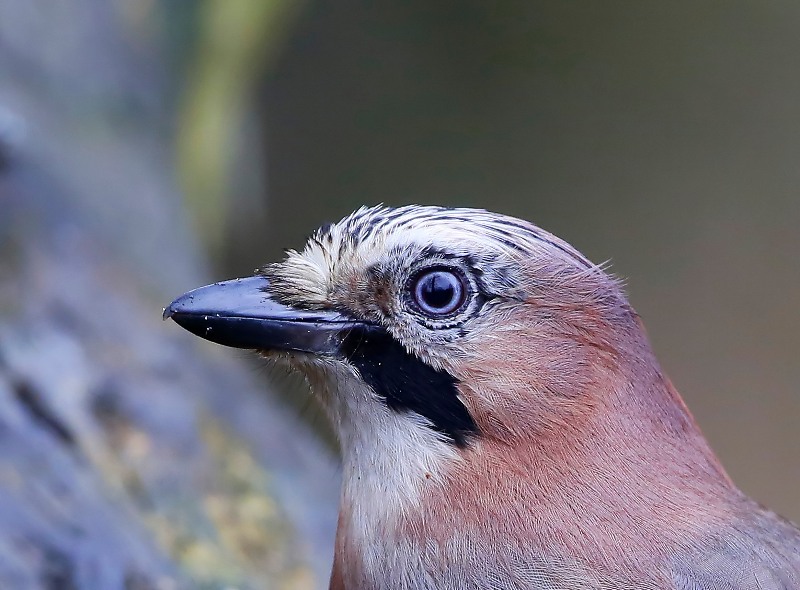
[{"x1": 262, "y1": 205, "x2": 604, "y2": 308}]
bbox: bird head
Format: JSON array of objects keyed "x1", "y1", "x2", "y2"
[{"x1": 166, "y1": 206, "x2": 636, "y2": 448}]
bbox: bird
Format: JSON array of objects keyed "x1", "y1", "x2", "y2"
[{"x1": 164, "y1": 205, "x2": 800, "y2": 589}]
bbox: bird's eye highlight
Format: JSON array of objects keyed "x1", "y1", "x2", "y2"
[{"x1": 411, "y1": 269, "x2": 466, "y2": 316}]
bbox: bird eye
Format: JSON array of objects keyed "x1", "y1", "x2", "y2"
[{"x1": 410, "y1": 269, "x2": 466, "y2": 316}]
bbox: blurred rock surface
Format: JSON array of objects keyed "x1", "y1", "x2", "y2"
[{"x1": 0, "y1": 2, "x2": 337, "y2": 589}]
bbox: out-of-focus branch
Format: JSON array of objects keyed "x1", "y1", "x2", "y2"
[{"x1": 177, "y1": 0, "x2": 308, "y2": 258}]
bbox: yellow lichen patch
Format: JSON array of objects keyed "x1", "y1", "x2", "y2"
[
  {"x1": 199, "y1": 415, "x2": 315, "y2": 588},
  {"x1": 90, "y1": 396, "x2": 315, "y2": 589}
]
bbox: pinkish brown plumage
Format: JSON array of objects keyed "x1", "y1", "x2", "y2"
[{"x1": 165, "y1": 205, "x2": 800, "y2": 589}]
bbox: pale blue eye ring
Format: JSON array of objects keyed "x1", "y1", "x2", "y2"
[{"x1": 411, "y1": 269, "x2": 466, "y2": 316}]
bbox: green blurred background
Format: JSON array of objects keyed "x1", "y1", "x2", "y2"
[{"x1": 3, "y1": 0, "x2": 799, "y2": 540}]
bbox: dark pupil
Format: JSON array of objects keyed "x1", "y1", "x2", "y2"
[{"x1": 415, "y1": 271, "x2": 462, "y2": 314}]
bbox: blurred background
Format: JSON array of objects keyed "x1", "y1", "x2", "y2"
[{"x1": 0, "y1": 1, "x2": 798, "y2": 588}]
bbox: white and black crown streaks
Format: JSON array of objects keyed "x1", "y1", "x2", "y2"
[
  {"x1": 311, "y1": 205, "x2": 593, "y2": 268},
  {"x1": 262, "y1": 205, "x2": 616, "y2": 310}
]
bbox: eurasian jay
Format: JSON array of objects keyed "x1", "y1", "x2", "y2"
[{"x1": 165, "y1": 205, "x2": 800, "y2": 589}]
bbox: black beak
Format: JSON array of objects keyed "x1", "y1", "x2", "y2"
[{"x1": 163, "y1": 276, "x2": 367, "y2": 355}]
